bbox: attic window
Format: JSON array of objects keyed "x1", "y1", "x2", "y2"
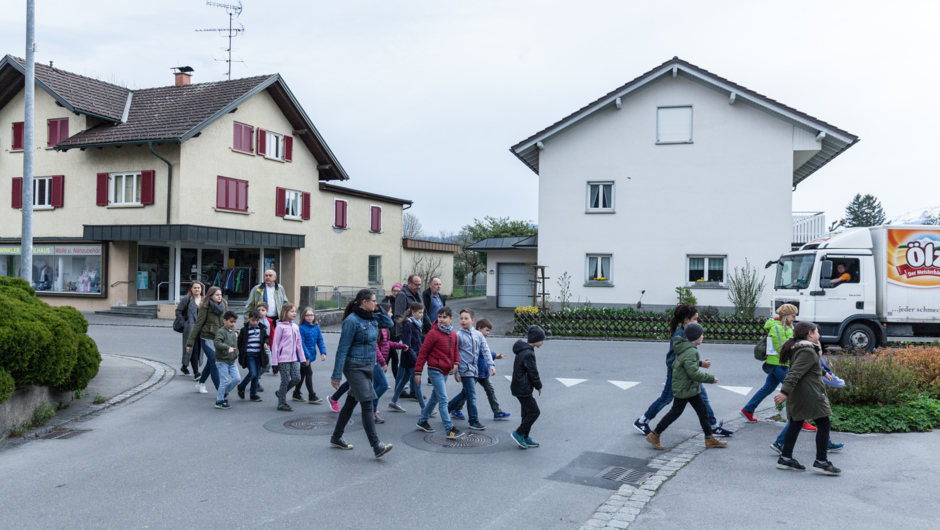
[{"x1": 656, "y1": 106, "x2": 692, "y2": 144}]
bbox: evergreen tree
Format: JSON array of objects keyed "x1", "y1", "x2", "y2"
[{"x1": 843, "y1": 194, "x2": 886, "y2": 227}]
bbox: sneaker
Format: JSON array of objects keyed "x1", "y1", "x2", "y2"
[
  {"x1": 511, "y1": 431, "x2": 528, "y2": 449},
  {"x1": 330, "y1": 437, "x2": 353, "y2": 450},
  {"x1": 373, "y1": 442, "x2": 393, "y2": 458},
  {"x1": 277, "y1": 403, "x2": 293, "y2": 412},
  {"x1": 180, "y1": 365, "x2": 190, "y2": 375},
  {"x1": 329, "y1": 396, "x2": 340, "y2": 413},
  {"x1": 469, "y1": 420, "x2": 486, "y2": 431},
  {"x1": 633, "y1": 419, "x2": 652, "y2": 436},
  {"x1": 214, "y1": 401, "x2": 226, "y2": 409},
  {"x1": 193, "y1": 373, "x2": 200, "y2": 381},
  {"x1": 740, "y1": 409, "x2": 757, "y2": 423},
  {"x1": 711, "y1": 421, "x2": 734, "y2": 437},
  {"x1": 223, "y1": 399, "x2": 231, "y2": 407},
  {"x1": 292, "y1": 393, "x2": 306, "y2": 403},
  {"x1": 827, "y1": 441, "x2": 844, "y2": 453},
  {"x1": 524, "y1": 436, "x2": 539, "y2": 448},
  {"x1": 374, "y1": 412, "x2": 385, "y2": 424},
  {"x1": 801, "y1": 421, "x2": 817, "y2": 433},
  {"x1": 406, "y1": 392, "x2": 419, "y2": 401},
  {"x1": 257, "y1": 385, "x2": 264, "y2": 392},
  {"x1": 308, "y1": 394, "x2": 323, "y2": 404},
  {"x1": 388, "y1": 402, "x2": 406, "y2": 413},
  {"x1": 450, "y1": 410, "x2": 466, "y2": 420},
  {"x1": 237, "y1": 387, "x2": 245, "y2": 400},
  {"x1": 812, "y1": 460, "x2": 841, "y2": 476},
  {"x1": 776, "y1": 457, "x2": 805, "y2": 471},
  {"x1": 446, "y1": 427, "x2": 463, "y2": 440},
  {"x1": 250, "y1": 395, "x2": 262, "y2": 402},
  {"x1": 494, "y1": 411, "x2": 511, "y2": 421},
  {"x1": 416, "y1": 421, "x2": 435, "y2": 433},
  {"x1": 197, "y1": 383, "x2": 208, "y2": 394},
  {"x1": 770, "y1": 441, "x2": 783, "y2": 455}
]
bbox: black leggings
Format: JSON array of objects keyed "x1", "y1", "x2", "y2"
[
  {"x1": 333, "y1": 395, "x2": 379, "y2": 447},
  {"x1": 654, "y1": 394, "x2": 712, "y2": 436},
  {"x1": 296, "y1": 363, "x2": 315, "y2": 397},
  {"x1": 782, "y1": 416, "x2": 831, "y2": 462},
  {"x1": 189, "y1": 339, "x2": 202, "y2": 375}
]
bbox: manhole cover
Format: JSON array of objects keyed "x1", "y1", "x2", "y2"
[
  {"x1": 595, "y1": 466, "x2": 653, "y2": 485},
  {"x1": 284, "y1": 416, "x2": 350, "y2": 430},
  {"x1": 424, "y1": 432, "x2": 498, "y2": 449},
  {"x1": 401, "y1": 428, "x2": 514, "y2": 454},
  {"x1": 37, "y1": 429, "x2": 91, "y2": 440},
  {"x1": 263, "y1": 414, "x2": 362, "y2": 437}
]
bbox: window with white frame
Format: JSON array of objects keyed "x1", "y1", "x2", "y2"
[
  {"x1": 284, "y1": 189, "x2": 302, "y2": 218},
  {"x1": 587, "y1": 182, "x2": 614, "y2": 212},
  {"x1": 33, "y1": 177, "x2": 52, "y2": 207},
  {"x1": 586, "y1": 254, "x2": 612, "y2": 284},
  {"x1": 657, "y1": 106, "x2": 693, "y2": 144},
  {"x1": 688, "y1": 255, "x2": 725, "y2": 284},
  {"x1": 111, "y1": 172, "x2": 141, "y2": 205},
  {"x1": 266, "y1": 130, "x2": 284, "y2": 160},
  {"x1": 368, "y1": 255, "x2": 382, "y2": 284}
]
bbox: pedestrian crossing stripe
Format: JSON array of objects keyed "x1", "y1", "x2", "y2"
[
  {"x1": 505, "y1": 375, "x2": 512, "y2": 382},
  {"x1": 556, "y1": 378, "x2": 587, "y2": 387},
  {"x1": 608, "y1": 381, "x2": 640, "y2": 390},
  {"x1": 718, "y1": 385, "x2": 752, "y2": 396}
]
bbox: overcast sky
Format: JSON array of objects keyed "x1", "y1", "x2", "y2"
[{"x1": 2, "y1": 1, "x2": 938, "y2": 234}]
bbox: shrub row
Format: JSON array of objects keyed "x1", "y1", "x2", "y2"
[{"x1": 825, "y1": 346, "x2": 940, "y2": 407}]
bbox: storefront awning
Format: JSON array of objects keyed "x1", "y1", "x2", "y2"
[{"x1": 83, "y1": 225, "x2": 305, "y2": 248}]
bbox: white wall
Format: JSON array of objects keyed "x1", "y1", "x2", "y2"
[{"x1": 537, "y1": 75, "x2": 793, "y2": 310}]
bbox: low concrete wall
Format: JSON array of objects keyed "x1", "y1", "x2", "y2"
[
  {"x1": 157, "y1": 304, "x2": 176, "y2": 320},
  {"x1": 0, "y1": 385, "x2": 73, "y2": 440},
  {"x1": 315, "y1": 309, "x2": 345, "y2": 328}
]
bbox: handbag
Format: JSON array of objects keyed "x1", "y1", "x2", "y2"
[
  {"x1": 172, "y1": 297, "x2": 188, "y2": 333},
  {"x1": 754, "y1": 325, "x2": 783, "y2": 361}
]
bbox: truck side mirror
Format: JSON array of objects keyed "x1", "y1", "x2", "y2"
[{"x1": 765, "y1": 260, "x2": 776, "y2": 269}]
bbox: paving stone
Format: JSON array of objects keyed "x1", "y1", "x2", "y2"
[
  {"x1": 606, "y1": 520, "x2": 630, "y2": 529},
  {"x1": 618, "y1": 485, "x2": 637, "y2": 495},
  {"x1": 586, "y1": 519, "x2": 606, "y2": 528},
  {"x1": 617, "y1": 507, "x2": 641, "y2": 516},
  {"x1": 624, "y1": 501, "x2": 647, "y2": 509},
  {"x1": 597, "y1": 504, "x2": 618, "y2": 513},
  {"x1": 594, "y1": 513, "x2": 613, "y2": 521}
]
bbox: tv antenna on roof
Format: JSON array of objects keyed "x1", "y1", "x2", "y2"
[{"x1": 196, "y1": 1, "x2": 245, "y2": 80}]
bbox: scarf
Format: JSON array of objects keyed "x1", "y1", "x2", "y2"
[
  {"x1": 409, "y1": 316, "x2": 423, "y2": 328},
  {"x1": 209, "y1": 300, "x2": 226, "y2": 316},
  {"x1": 437, "y1": 322, "x2": 453, "y2": 334},
  {"x1": 353, "y1": 306, "x2": 375, "y2": 320}
]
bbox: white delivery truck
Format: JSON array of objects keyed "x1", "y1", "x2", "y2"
[{"x1": 767, "y1": 225, "x2": 940, "y2": 352}]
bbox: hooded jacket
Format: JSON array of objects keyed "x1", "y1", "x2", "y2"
[
  {"x1": 455, "y1": 326, "x2": 492, "y2": 378},
  {"x1": 186, "y1": 302, "x2": 227, "y2": 348},
  {"x1": 271, "y1": 320, "x2": 304, "y2": 366},
  {"x1": 510, "y1": 340, "x2": 542, "y2": 397},
  {"x1": 779, "y1": 340, "x2": 832, "y2": 421},
  {"x1": 213, "y1": 326, "x2": 239, "y2": 364},
  {"x1": 299, "y1": 321, "x2": 327, "y2": 361},
  {"x1": 415, "y1": 320, "x2": 459, "y2": 375},
  {"x1": 671, "y1": 337, "x2": 716, "y2": 399},
  {"x1": 376, "y1": 328, "x2": 407, "y2": 368},
  {"x1": 764, "y1": 318, "x2": 794, "y2": 367}
]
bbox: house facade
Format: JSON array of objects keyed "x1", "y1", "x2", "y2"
[
  {"x1": 0, "y1": 56, "x2": 424, "y2": 311},
  {"x1": 488, "y1": 57, "x2": 857, "y2": 311}
]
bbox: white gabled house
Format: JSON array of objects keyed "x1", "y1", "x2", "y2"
[{"x1": 479, "y1": 57, "x2": 858, "y2": 311}]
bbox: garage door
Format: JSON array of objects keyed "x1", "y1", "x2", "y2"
[{"x1": 497, "y1": 263, "x2": 533, "y2": 308}]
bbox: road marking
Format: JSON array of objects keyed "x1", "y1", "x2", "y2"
[
  {"x1": 556, "y1": 378, "x2": 587, "y2": 387},
  {"x1": 718, "y1": 385, "x2": 752, "y2": 396},
  {"x1": 608, "y1": 381, "x2": 640, "y2": 390},
  {"x1": 505, "y1": 375, "x2": 512, "y2": 382}
]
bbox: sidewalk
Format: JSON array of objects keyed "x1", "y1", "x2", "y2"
[
  {"x1": 82, "y1": 311, "x2": 173, "y2": 328},
  {"x1": 55, "y1": 355, "x2": 156, "y2": 423}
]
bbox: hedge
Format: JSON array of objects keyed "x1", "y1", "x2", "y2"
[{"x1": 0, "y1": 277, "x2": 101, "y2": 403}]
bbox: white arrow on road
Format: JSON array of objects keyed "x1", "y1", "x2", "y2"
[
  {"x1": 505, "y1": 375, "x2": 512, "y2": 382},
  {"x1": 556, "y1": 378, "x2": 587, "y2": 387},
  {"x1": 718, "y1": 385, "x2": 752, "y2": 396},
  {"x1": 608, "y1": 381, "x2": 640, "y2": 390}
]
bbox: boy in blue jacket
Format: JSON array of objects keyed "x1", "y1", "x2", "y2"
[{"x1": 295, "y1": 307, "x2": 327, "y2": 404}]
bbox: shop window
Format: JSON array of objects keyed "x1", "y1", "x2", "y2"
[
  {"x1": 688, "y1": 255, "x2": 725, "y2": 285},
  {"x1": 0, "y1": 244, "x2": 103, "y2": 294}
]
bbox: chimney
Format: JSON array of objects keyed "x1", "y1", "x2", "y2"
[{"x1": 172, "y1": 66, "x2": 194, "y2": 86}]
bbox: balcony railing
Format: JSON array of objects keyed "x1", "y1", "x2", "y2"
[{"x1": 793, "y1": 211, "x2": 826, "y2": 245}]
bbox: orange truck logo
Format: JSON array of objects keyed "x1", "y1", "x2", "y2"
[{"x1": 888, "y1": 229, "x2": 940, "y2": 287}]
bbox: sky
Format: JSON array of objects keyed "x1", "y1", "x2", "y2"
[{"x1": 2, "y1": 1, "x2": 938, "y2": 234}]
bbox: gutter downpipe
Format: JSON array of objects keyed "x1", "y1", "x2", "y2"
[{"x1": 148, "y1": 142, "x2": 172, "y2": 224}]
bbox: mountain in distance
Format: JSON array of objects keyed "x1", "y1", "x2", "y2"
[{"x1": 889, "y1": 205, "x2": 940, "y2": 225}]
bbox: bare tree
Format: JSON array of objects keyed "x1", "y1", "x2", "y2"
[
  {"x1": 410, "y1": 253, "x2": 445, "y2": 286},
  {"x1": 403, "y1": 212, "x2": 424, "y2": 239}
]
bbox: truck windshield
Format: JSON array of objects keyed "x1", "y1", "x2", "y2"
[{"x1": 775, "y1": 254, "x2": 816, "y2": 290}]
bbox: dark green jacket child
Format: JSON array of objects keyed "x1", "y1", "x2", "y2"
[
  {"x1": 671, "y1": 337, "x2": 716, "y2": 399},
  {"x1": 214, "y1": 326, "x2": 239, "y2": 364}
]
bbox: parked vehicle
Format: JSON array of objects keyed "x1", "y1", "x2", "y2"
[{"x1": 767, "y1": 226, "x2": 940, "y2": 351}]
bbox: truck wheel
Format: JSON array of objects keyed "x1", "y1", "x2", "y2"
[{"x1": 840, "y1": 323, "x2": 876, "y2": 353}]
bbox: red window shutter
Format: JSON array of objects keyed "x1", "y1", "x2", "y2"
[
  {"x1": 140, "y1": 170, "x2": 155, "y2": 205},
  {"x1": 216, "y1": 177, "x2": 227, "y2": 208},
  {"x1": 96, "y1": 173, "x2": 109, "y2": 206},
  {"x1": 233, "y1": 123, "x2": 242, "y2": 151},
  {"x1": 301, "y1": 191, "x2": 311, "y2": 220},
  {"x1": 237, "y1": 180, "x2": 248, "y2": 211},
  {"x1": 245, "y1": 125, "x2": 254, "y2": 154},
  {"x1": 275, "y1": 187, "x2": 286, "y2": 217},
  {"x1": 334, "y1": 200, "x2": 345, "y2": 228},
  {"x1": 47, "y1": 119, "x2": 55, "y2": 148},
  {"x1": 58, "y1": 118, "x2": 68, "y2": 145},
  {"x1": 258, "y1": 128, "x2": 266, "y2": 156},
  {"x1": 12, "y1": 177, "x2": 23, "y2": 209},
  {"x1": 12, "y1": 122, "x2": 24, "y2": 150},
  {"x1": 372, "y1": 206, "x2": 382, "y2": 232},
  {"x1": 341, "y1": 200, "x2": 348, "y2": 227},
  {"x1": 284, "y1": 135, "x2": 293, "y2": 162},
  {"x1": 51, "y1": 175, "x2": 64, "y2": 208}
]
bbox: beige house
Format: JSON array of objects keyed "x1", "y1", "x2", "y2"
[{"x1": 0, "y1": 55, "x2": 447, "y2": 312}]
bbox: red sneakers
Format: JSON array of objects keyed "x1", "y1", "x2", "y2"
[
  {"x1": 801, "y1": 421, "x2": 817, "y2": 432},
  {"x1": 739, "y1": 409, "x2": 757, "y2": 423}
]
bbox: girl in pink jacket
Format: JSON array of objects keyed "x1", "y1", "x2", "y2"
[{"x1": 272, "y1": 304, "x2": 307, "y2": 411}]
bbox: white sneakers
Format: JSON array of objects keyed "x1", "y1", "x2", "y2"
[{"x1": 196, "y1": 383, "x2": 208, "y2": 394}]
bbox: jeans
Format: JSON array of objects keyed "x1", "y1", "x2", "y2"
[
  {"x1": 743, "y1": 363, "x2": 788, "y2": 413},
  {"x1": 642, "y1": 368, "x2": 717, "y2": 426},
  {"x1": 654, "y1": 394, "x2": 712, "y2": 436},
  {"x1": 451, "y1": 376, "x2": 501, "y2": 414},
  {"x1": 238, "y1": 354, "x2": 262, "y2": 396},
  {"x1": 197, "y1": 338, "x2": 220, "y2": 390},
  {"x1": 447, "y1": 376, "x2": 479, "y2": 422},
  {"x1": 216, "y1": 362, "x2": 240, "y2": 403},
  {"x1": 516, "y1": 395, "x2": 540, "y2": 436},
  {"x1": 277, "y1": 362, "x2": 301, "y2": 405},
  {"x1": 333, "y1": 395, "x2": 379, "y2": 448},
  {"x1": 419, "y1": 369, "x2": 453, "y2": 430},
  {"x1": 373, "y1": 363, "x2": 390, "y2": 411},
  {"x1": 390, "y1": 366, "x2": 425, "y2": 408},
  {"x1": 782, "y1": 416, "x2": 831, "y2": 461}
]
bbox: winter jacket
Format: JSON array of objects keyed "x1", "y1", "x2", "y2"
[
  {"x1": 421, "y1": 289, "x2": 447, "y2": 334},
  {"x1": 186, "y1": 302, "x2": 227, "y2": 348},
  {"x1": 400, "y1": 318, "x2": 424, "y2": 369},
  {"x1": 299, "y1": 321, "x2": 327, "y2": 361},
  {"x1": 376, "y1": 328, "x2": 407, "y2": 368},
  {"x1": 271, "y1": 321, "x2": 304, "y2": 366},
  {"x1": 664, "y1": 326, "x2": 686, "y2": 369},
  {"x1": 477, "y1": 338, "x2": 496, "y2": 380},
  {"x1": 176, "y1": 295, "x2": 200, "y2": 352},
  {"x1": 243, "y1": 282, "x2": 289, "y2": 320},
  {"x1": 510, "y1": 340, "x2": 542, "y2": 397},
  {"x1": 415, "y1": 321, "x2": 460, "y2": 375},
  {"x1": 779, "y1": 341, "x2": 832, "y2": 422},
  {"x1": 671, "y1": 337, "x2": 716, "y2": 399},
  {"x1": 455, "y1": 327, "x2": 492, "y2": 378},
  {"x1": 393, "y1": 288, "x2": 424, "y2": 338},
  {"x1": 764, "y1": 319, "x2": 794, "y2": 367},
  {"x1": 331, "y1": 310, "x2": 395, "y2": 382},
  {"x1": 237, "y1": 322, "x2": 269, "y2": 369},
  {"x1": 213, "y1": 326, "x2": 239, "y2": 364}
]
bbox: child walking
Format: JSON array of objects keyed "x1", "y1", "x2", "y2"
[
  {"x1": 295, "y1": 307, "x2": 327, "y2": 404},
  {"x1": 213, "y1": 311, "x2": 241, "y2": 410},
  {"x1": 446, "y1": 309, "x2": 493, "y2": 430},
  {"x1": 415, "y1": 307, "x2": 461, "y2": 439},
  {"x1": 645, "y1": 323, "x2": 727, "y2": 450},
  {"x1": 510, "y1": 325, "x2": 545, "y2": 449},
  {"x1": 448, "y1": 318, "x2": 510, "y2": 421},
  {"x1": 387, "y1": 303, "x2": 428, "y2": 414},
  {"x1": 255, "y1": 301, "x2": 275, "y2": 390},
  {"x1": 372, "y1": 303, "x2": 408, "y2": 423},
  {"x1": 271, "y1": 303, "x2": 307, "y2": 412},
  {"x1": 236, "y1": 309, "x2": 269, "y2": 402}
]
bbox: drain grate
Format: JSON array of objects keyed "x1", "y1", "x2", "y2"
[
  {"x1": 594, "y1": 466, "x2": 653, "y2": 485},
  {"x1": 37, "y1": 429, "x2": 91, "y2": 440},
  {"x1": 424, "y1": 432, "x2": 498, "y2": 449},
  {"x1": 283, "y1": 415, "x2": 348, "y2": 430}
]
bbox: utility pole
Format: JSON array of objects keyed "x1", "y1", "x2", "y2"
[
  {"x1": 196, "y1": 1, "x2": 244, "y2": 80},
  {"x1": 21, "y1": 0, "x2": 35, "y2": 284}
]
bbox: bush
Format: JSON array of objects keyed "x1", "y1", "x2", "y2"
[
  {"x1": 0, "y1": 367, "x2": 14, "y2": 403},
  {"x1": 58, "y1": 335, "x2": 102, "y2": 392},
  {"x1": 888, "y1": 346, "x2": 940, "y2": 386},
  {"x1": 825, "y1": 354, "x2": 923, "y2": 406},
  {"x1": 831, "y1": 396, "x2": 940, "y2": 433}
]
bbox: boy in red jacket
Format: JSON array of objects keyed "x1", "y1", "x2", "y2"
[{"x1": 414, "y1": 307, "x2": 461, "y2": 439}]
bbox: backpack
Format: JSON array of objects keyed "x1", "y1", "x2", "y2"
[{"x1": 754, "y1": 325, "x2": 783, "y2": 361}]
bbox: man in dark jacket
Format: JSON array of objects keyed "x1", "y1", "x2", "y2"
[
  {"x1": 394, "y1": 275, "x2": 426, "y2": 336},
  {"x1": 421, "y1": 277, "x2": 447, "y2": 335},
  {"x1": 510, "y1": 325, "x2": 544, "y2": 449}
]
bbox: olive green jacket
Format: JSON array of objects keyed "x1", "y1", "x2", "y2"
[
  {"x1": 779, "y1": 341, "x2": 831, "y2": 422},
  {"x1": 214, "y1": 326, "x2": 239, "y2": 364},
  {"x1": 186, "y1": 304, "x2": 227, "y2": 348},
  {"x1": 671, "y1": 337, "x2": 716, "y2": 399}
]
